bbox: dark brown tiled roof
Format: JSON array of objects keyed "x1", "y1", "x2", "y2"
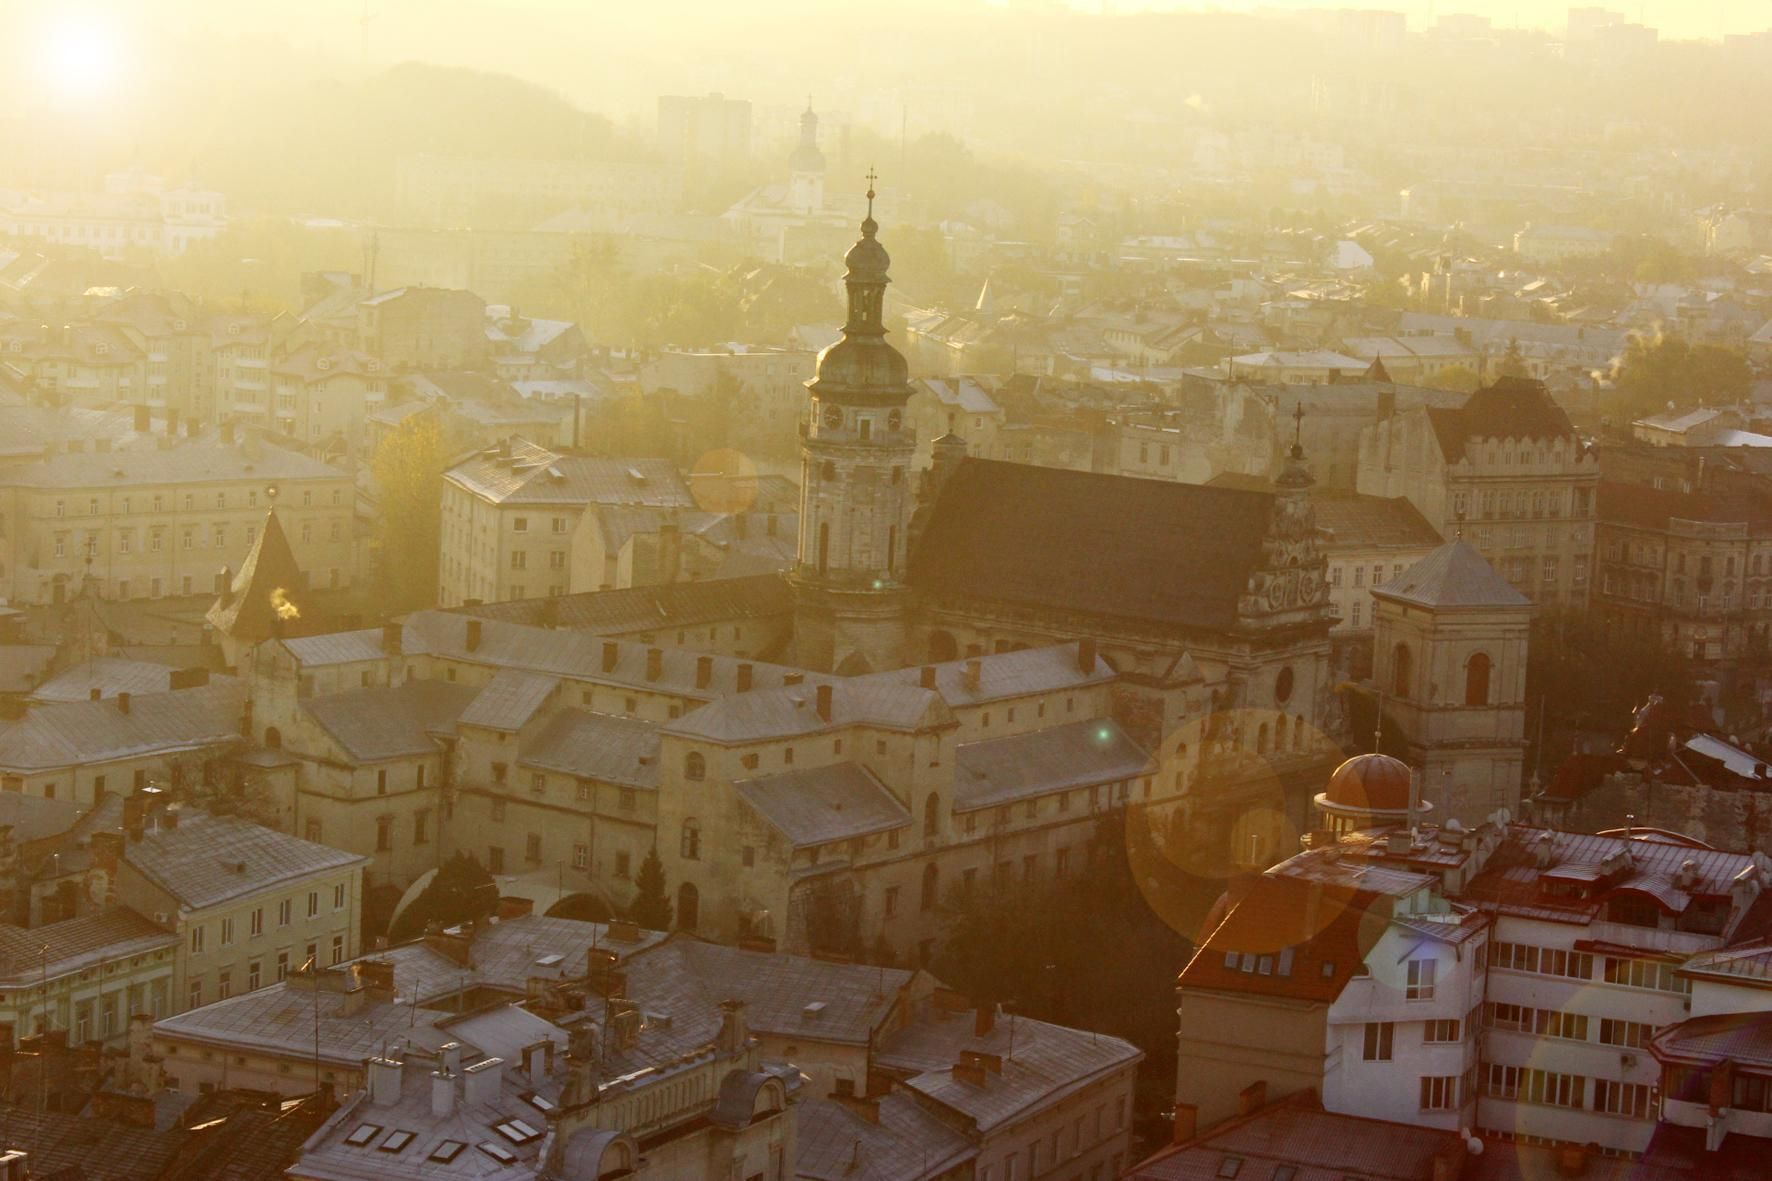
[
  {"x1": 1425, "y1": 377, "x2": 1577, "y2": 462},
  {"x1": 1178, "y1": 874, "x2": 1395, "y2": 1004},
  {"x1": 909, "y1": 459, "x2": 1272, "y2": 632},
  {"x1": 1313, "y1": 493, "x2": 1442, "y2": 550},
  {"x1": 204, "y1": 509, "x2": 310, "y2": 644},
  {"x1": 1598, "y1": 480, "x2": 1772, "y2": 532}
]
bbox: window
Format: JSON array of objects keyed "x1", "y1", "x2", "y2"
[
  {"x1": 1603, "y1": 956, "x2": 1691, "y2": 994},
  {"x1": 884, "y1": 886, "x2": 899, "y2": 917},
  {"x1": 218, "y1": 970, "x2": 232, "y2": 1000},
  {"x1": 1420, "y1": 1075, "x2": 1458, "y2": 1110},
  {"x1": 526, "y1": 833, "x2": 542, "y2": 862},
  {"x1": 331, "y1": 934, "x2": 345, "y2": 965},
  {"x1": 923, "y1": 792, "x2": 941, "y2": 837},
  {"x1": 307, "y1": 891, "x2": 319, "y2": 918},
  {"x1": 220, "y1": 918, "x2": 234, "y2": 946},
  {"x1": 488, "y1": 846, "x2": 505, "y2": 872},
  {"x1": 189, "y1": 980, "x2": 202, "y2": 1008},
  {"x1": 1465, "y1": 652, "x2": 1491, "y2": 706},
  {"x1": 1215, "y1": 1158, "x2": 1242, "y2": 1180},
  {"x1": 1406, "y1": 958, "x2": 1436, "y2": 1000},
  {"x1": 1594, "y1": 1079, "x2": 1655, "y2": 1119},
  {"x1": 680, "y1": 818, "x2": 701, "y2": 860},
  {"x1": 530, "y1": 772, "x2": 546, "y2": 796},
  {"x1": 1424, "y1": 1018, "x2": 1459, "y2": 1043},
  {"x1": 1362, "y1": 1022, "x2": 1393, "y2": 1061},
  {"x1": 414, "y1": 809, "x2": 430, "y2": 845},
  {"x1": 276, "y1": 952, "x2": 289, "y2": 981},
  {"x1": 1598, "y1": 1018, "x2": 1654, "y2": 1048},
  {"x1": 248, "y1": 960, "x2": 261, "y2": 990},
  {"x1": 684, "y1": 752, "x2": 706, "y2": 781},
  {"x1": 249, "y1": 908, "x2": 263, "y2": 937},
  {"x1": 190, "y1": 925, "x2": 205, "y2": 953},
  {"x1": 921, "y1": 863, "x2": 940, "y2": 911},
  {"x1": 615, "y1": 851, "x2": 631, "y2": 878},
  {"x1": 572, "y1": 843, "x2": 588, "y2": 870},
  {"x1": 278, "y1": 899, "x2": 291, "y2": 926},
  {"x1": 375, "y1": 816, "x2": 392, "y2": 852},
  {"x1": 1391, "y1": 642, "x2": 1412, "y2": 698}
]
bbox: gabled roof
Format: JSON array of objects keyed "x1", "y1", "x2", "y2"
[
  {"x1": 909, "y1": 459, "x2": 1274, "y2": 633},
  {"x1": 301, "y1": 681, "x2": 477, "y2": 762},
  {"x1": 124, "y1": 810, "x2": 368, "y2": 911},
  {"x1": 953, "y1": 719, "x2": 1149, "y2": 812},
  {"x1": 734, "y1": 762, "x2": 911, "y2": 849},
  {"x1": 451, "y1": 572, "x2": 794, "y2": 634},
  {"x1": 0, "y1": 681, "x2": 245, "y2": 772},
  {"x1": 205, "y1": 509, "x2": 309, "y2": 643},
  {"x1": 1177, "y1": 873, "x2": 1397, "y2": 1004},
  {"x1": 1371, "y1": 539, "x2": 1529, "y2": 609},
  {"x1": 1423, "y1": 377, "x2": 1579, "y2": 462},
  {"x1": 458, "y1": 668, "x2": 558, "y2": 732},
  {"x1": 518, "y1": 709, "x2": 660, "y2": 789}
]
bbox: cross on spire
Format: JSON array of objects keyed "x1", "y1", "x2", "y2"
[{"x1": 865, "y1": 167, "x2": 878, "y2": 217}]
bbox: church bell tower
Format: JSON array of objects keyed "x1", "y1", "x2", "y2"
[{"x1": 790, "y1": 176, "x2": 915, "y2": 675}]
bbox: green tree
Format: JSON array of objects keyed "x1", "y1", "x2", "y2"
[
  {"x1": 1423, "y1": 365, "x2": 1482, "y2": 393},
  {"x1": 627, "y1": 847, "x2": 673, "y2": 931},
  {"x1": 390, "y1": 852, "x2": 498, "y2": 942},
  {"x1": 370, "y1": 417, "x2": 447, "y2": 611},
  {"x1": 1612, "y1": 333, "x2": 1751, "y2": 423},
  {"x1": 1498, "y1": 339, "x2": 1529, "y2": 379},
  {"x1": 1526, "y1": 608, "x2": 1693, "y2": 770}
]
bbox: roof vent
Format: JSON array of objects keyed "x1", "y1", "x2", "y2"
[{"x1": 802, "y1": 1001, "x2": 826, "y2": 1020}]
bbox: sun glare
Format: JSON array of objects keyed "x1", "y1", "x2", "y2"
[{"x1": 39, "y1": 14, "x2": 123, "y2": 103}]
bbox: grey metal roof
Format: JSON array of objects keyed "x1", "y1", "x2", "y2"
[
  {"x1": 451, "y1": 572, "x2": 793, "y2": 635},
  {"x1": 0, "y1": 680, "x2": 245, "y2": 772},
  {"x1": 302, "y1": 681, "x2": 478, "y2": 762},
  {"x1": 0, "y1": 907, "x2": 177, "y2": 987},
  {"x1": 879, "y1": 999, "x2": 1141, "y2": 1134},
  {"x1": 443, "y1": 439, "x2": 692, "y2": 508},
  {"x1": 872, "y1": 642, "x2": 1113, "y2": 705},
  {"x1": 668, "y1": 681, "x2": 948, "y2": 743},
  {"x1": 953, "y1": 718, "x2": 1151, "y2": 812},
  {"x1": 281, "y1": 629, "x2": 414, "y2": 668},
  {"x1": 796, "y1": 1094, "x2": 975, "y2": 1181},
  {"x1": 124, "y1": 810, "x2": 369, "y2": 912},
  {"x1": 517, "y1": 709, "x2": 660, "y2": 789},
  {"x1": 0, "y1": 430, "x2": 343, "y2": 489},
  {"x1": 734, "y1": 762, "x2": 912, "y2": 848},
  {"x1": 0, "y1": 791, "x2": 86, "y2": 843},
  {"x1": 458, "y1": 669, "x2": 558, "y2": 732},
  {"x1": 31, "y1": 658, "x2": 234, "y2": 703},
  {"x1": 1372, "y1": 539, "x2": 1531, "y2": 609}
]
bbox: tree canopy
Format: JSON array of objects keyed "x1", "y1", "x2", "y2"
[
  {"x1": 389, "y1": 852, "x2": 498, "y2": 942},
  {"x1": 626, "y1": 847, "x2": 673, "y2": 931},
  {"x1": 1611, "y1": 333, "x2": 1751, "y2": 423}
]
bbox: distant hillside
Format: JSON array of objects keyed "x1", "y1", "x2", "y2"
[{"x1": 190, "y1": 61, "x2": 646, "y2": 220}]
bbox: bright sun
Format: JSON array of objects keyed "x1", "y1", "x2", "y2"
[{"x1": 39, "y1": 14, "x2": 123, "y2": 103}]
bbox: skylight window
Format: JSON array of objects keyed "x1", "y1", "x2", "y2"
[
  {"x1": 1216, "y1": 1158, "x2": 1243, "y2": 1179},
  {"x1": 478, "y1": 1142, "x2": 517, "y2": 1164},
  {"x1": 522, "y1": 1092, "x2": 556, "y2": 1113},
  {"x1": 345, "y1": 1124, "x2": 382, "y2": 1147},
  {"x1": 428, "y1": 1141, "x2": 466, "y2": 1163},
  {"x1": 494, "y1": 1118, "x2": 543, "y2": 1144},
  {"x1": 378, "y1": 1130, "x2": 415, "y2": 1153},
  {"x1": 533, "y1": 954, "x2": 564, "y2": 967}
]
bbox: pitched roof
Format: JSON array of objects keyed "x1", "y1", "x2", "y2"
[
  {"x1": 1423, "y1": 377, "x2": 1578, "y2": 462},
  {"x1": 517, "y1": 709, "x2": 660, "y2": 788},
  {"x1": 734, "y1": 762, "x2": 912, "y2": 848},
  {"x1": 953, "y1": 718, "x2": 1150, "y2": 811},
  {"x1": 1312, "y1": 493, "x2": 1443, "y2": 551},
  {"x1": 0, "y1": 908, "x2": 177, "y2": 985},
  {"x1": 301, "y1": 681, "x2": 477, "y2": 762},
  {"x1": 123, "y1": 810, "x2": 368, "y2": 911},
  {"x1": 451, "y1": 572, "x2": 794, "y2": 634},
  {"x1": 0, "y1": 681, "x2": 245, "y2": 772},
  {"x1": 1371, "y1": 539, "x2": 1530, "y2": 609},
  {"x1": 909, "y1": 459, "x2": 1273, "y2": 633},
  {"x1": 205, "y1": 509, "x2": 310, "y2": 643},
  {"x1": 458, "y1": 668, "x2": 559, "y2": 732},
  {"x1": 31, "y1": 658, "x2": 230, "y2": 703},
  {"x1": 1177, "y1": 873, "x2": 1397, "y2": 1004},
  {"x1": 443, "y1": 439, "x2": 691, "y2": 508}
]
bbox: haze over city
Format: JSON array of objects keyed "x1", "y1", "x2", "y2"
[{"x1": 2, "y1": 2, "x2": 1772, "y2": 1179}]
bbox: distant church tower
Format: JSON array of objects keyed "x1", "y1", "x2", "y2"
[
  {"x1": 1371, "y1": 538, "x2": 1530, "y2": 827},
  {"x1": 791, "y1": 179, "x2": 914, "y2": 675},
  {"x1": 786, "y1": 105, "x2": 826, "y2": 215}
]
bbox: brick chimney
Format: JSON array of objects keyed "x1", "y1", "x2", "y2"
[
  {"x1": 464, "y1": 619, "x2": 483, "y2": 653},
  {"x1": 963, "y1": 659, "x2": 982, "y2": 693},
  {"x1": 1237, "y1": 1079, "x2": 1267, "y2": 1116},
  {"x1": 1078, "y1": 636, "x2": 1097, "y2": 674},
  {"x1": 696, "y1": 655, "x2": 713, "y2": 690},
  {"x1": 1172, "y1": 1103, "x2": 1198, "y2": 1144},
  {"x1": 919, "y1": 665, "x2": 937, "y2": 689},
  {"x1": 116, "y1": 692, "x2": 131, "y2": 715},
  {"x1": 132, "y1": 404, "x2": 150, "y2": 433},
  {"x1": 601, "y1": 641, "x2": 618, "y2": 673},
  {"x1": 816, "y1": 684, "x2": 832, "y2": 722},
  {"x1": 974, "y1": 1004, "x2": 995, "y2": 1037},
  {"x1": 381, "y1": 622, "x2": 402, "y2": 655},
  {"x1": 90, "y1": 831, "x2": 124, "y2": 875}
]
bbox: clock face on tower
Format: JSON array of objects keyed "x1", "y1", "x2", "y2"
[{"x1": 823, "y1": 404, "x2": 844, "y2": 430}]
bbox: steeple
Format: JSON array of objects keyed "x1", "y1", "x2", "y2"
[
  {"x1": 787, "y1": 103, "x2": 826, "y2": 214},
  {"x1": 790, "y1": 179, "x2": 916, "y2": 674}
]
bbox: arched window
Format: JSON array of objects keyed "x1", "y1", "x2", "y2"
[
  {"x1": 263, "y1": 726, "x2": 282, "y2": 750},
  {"x1": 920, "y1": 863, "x2": 940, "y2": 912},
  {"x1": 923, "y1": 792, "x2": 941, "y2": 837},
  {"x1": 679, "y1": 818, "x2": 701, "y2": 861},
  {"x1": 1391, "y1": 643, "x2": 1413, "y2": 699},
  {"x1": 684, "y1": 751, "x2": 705, "y2": 781},
  {"x1": 1465, "y1": 653, "x2": 1491, "y2": 706},
  {"x1": 1293, "y1": 716, "x2": 1305, "y2": 750}
]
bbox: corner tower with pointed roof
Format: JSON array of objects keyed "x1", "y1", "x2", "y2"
[
  {"x1": 1371, "y1": 538, "x2": 1530, "y2": 826},
  {"x1": 790, "y1": 179, "x2": 916, "y2": 675},
  {"x1": 207, "y1": 501, "x2": 316, "y2": 670}
]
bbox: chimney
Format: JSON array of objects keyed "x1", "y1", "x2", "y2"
[
  {"x1": 381, "y1": 622, "x2": 402, "y2": 655},
  {"x1": 601, "y1": 641, "x2": 619, "y2": 673},
  {"x1": 465, "y1": 619, "x2": 482, "y2": 652},
  {"x1": 116, "y1": 692, "x2": 131, "y2": 715},
  {"x1": 816, "y1": 684, "x2": 832, "y2": 722},
  {"x1": 1078, "y1": 636, "x2": 1098, "y2": 674},
  {"x1": 919, "y1": 665, "x2": 937, "y2": 689},
  {"x1": 736, "y1": 663, "x2": 753, "y2": 692},
  {"x1": 963, "y1": 659, "x2": 982, "y2": 693},
  {"x1": 1172, "y1": 1103, "x2": 1198, "y2": 1145},
  {"x1": 974, "y1": 1004, "x2": 995, "y2": 1037},
  {"x1": 717, "y1": 998, "x2": 749, "y2": 1053},
  {"x1": 353, "y1": 959, "x2": 396, "y2": 1000},
  {"x1": 496, "y1": 895, "x2": 534, "y2": 920},
  {"x1": 122, "y1": 795, "x2": 145, "y2": 842},
  {"x1": 440, "y1": 1042, "x2": 463, "y2": 1074},
  {"x1": 0, "y1": 1152, "x2": 27, "y2": 1181},
  {"x1": 1237, "y1": 1079, "x2": 1267, "y2": 1116},
  {"x1": 90, "y1": 831, "x2": 124, "y2": 875},
  {"x1": 645, "y1": 648, "x2": 663, "y2": 682},
  {"x1": 696, "y1": 655, "x2": 713, "y2": 690},
  {"x1": 462, "y1": 1057, "x2": 503, "y2": 1107},
  {"x1": 89, "y1": 688, "x2": 101, "y2": 702},
  {"x1": 367, "y1": 1057, "x2": 403, "y2": 1106},
  {"x1": 430, "y1": 1070, "x2": 456, "y2": 1117},
  {"x1": 162, "y1": 807, "x2": 179, "y2": 831},
  {"x1": 952, "y1": 1059, "x2": 988, "y2": 1087},
  {"x1": 133, "y1": 404, "x2": 150, "y2": 433},
  {"x1": 766, "y1": 513, "x2": 778, "y2": 537}
]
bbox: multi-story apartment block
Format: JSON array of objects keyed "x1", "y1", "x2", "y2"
[
  {"x1": 1315, "y1": 493, "x2": 1443, "y2": 639},
  {"x1": 268, "y1": 344, "x2": 388, "y2": 450},
  {"x1": 1177, "y1": 773, "x2": 1772, "y2": 1156},
  {"x1": 0, "y1": 419, "x2": 354, "y2": 605},
  {"x1": 110, "y1": 801, "x2": 368, "y2": 1013},
  {"x1": 0, "y1": 320, "x2": 145, "y2": 409},
  {"x1": 356, "y1": 286, "x2": 486, "y2": 371},
  {"x1": 1359, "y1": 377, "x2": 1600, "y2": 607},
  {"x1": 1594, "y1": 479, "x2": 1772, "y2": 663},
  {"x1": 0, "y1": 179, "x2": 226, "y2": 257},
  {"x1": 0, "y1": 909, "x2": 178, "y2": 1043},
  {"x1": 638, "y1": 347, "x2": 815, "y2": 461},
  {"x1": 438, "y1": 438, "x2": 692, "y2": 606}
]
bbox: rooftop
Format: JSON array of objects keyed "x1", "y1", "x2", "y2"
[
  {"x1": 0, "y1": 680, "x2": 245, "y2": 772},
  {"x1": 1372, "y1": 539, "x2": 1531, "y2": 609},
  {"x1": 952, "y1": 718, "x2": 1150, "y2": 812},
  {"x1": 734, "y1": 762, "x2": 912, "y2": 849},
  {"x1": 124, "y1": 809, "x2": 369, "y2": 912}
]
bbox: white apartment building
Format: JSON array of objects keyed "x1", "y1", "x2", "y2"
[{"x1": 0, "y1": 177, "x2": 225, "y2": 257}]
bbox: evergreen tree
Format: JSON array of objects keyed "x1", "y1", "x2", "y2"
[
  {"x1": 1498, "y1": 339, "x2": 1529, "y2": 379},
  {"x1": 627, "y1": 847, "x2": 673, "y2": 931},
  {"x1": 389, "y1": 852, "x2": 498, "y2": 941}
]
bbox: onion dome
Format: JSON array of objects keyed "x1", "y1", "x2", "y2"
[{"x1": 843, "y1": 217, "x2": 890, "y2": 283}]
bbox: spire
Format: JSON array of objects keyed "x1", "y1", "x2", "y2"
[{"x1": 864, "y1": 167, "x2": 878, "y2": 228}]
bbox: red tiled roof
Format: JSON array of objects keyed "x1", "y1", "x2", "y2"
[{"x1": 1178, "y1": 874, "x2": 1394, "y2": 1003}]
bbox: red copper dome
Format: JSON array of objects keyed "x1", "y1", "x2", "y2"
[{"x1": 1322, "y1": 753, "x2": 1414, "y2": 814}]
